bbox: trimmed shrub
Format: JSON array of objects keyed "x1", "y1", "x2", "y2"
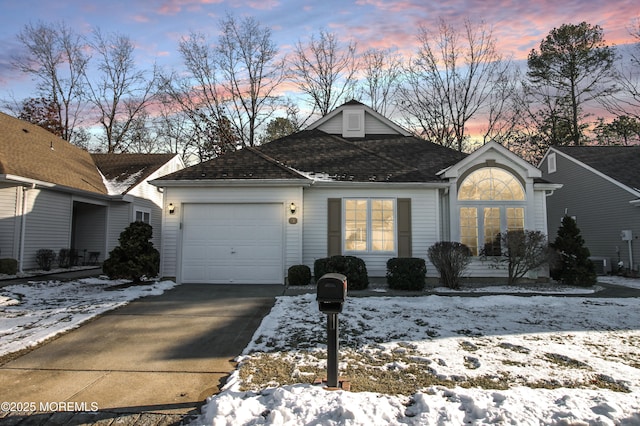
[
  {"x1": 313, "y1": 255, "x2": 369, "y2": 290},
  {"x1": 103, "y1": 222, "x2": 160, "y2": 283},
  {"x1": 386, "y1": 257, "x2": 426, "y2": 290},
  {"x1": 288, "y1": 265, "x2": 311, "y2": 286},
  {"x1": 0, "y1": 258, "x2": 18, "y2": 275},
  {"x1": 428, "y1": 241, "x2": 472, "y2": 290},
  {"x1": 36, "y1": 249, "x2": 56, "y2": 271}
]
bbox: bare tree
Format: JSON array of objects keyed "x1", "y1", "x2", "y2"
[
  {"x1": 358, "y1": 48, "x2": 403, "y2": 117},
  {"x1": 13, "y1": 21, "x2": 89, "y2": 144},
  {"x1": 217, "y1": 14, "x2": 286, "y2": 147},
  {"x1": 291, "y1": 30, "x2": 358, "y2": 117},
  {"x1": 397, "y1": 19, "x2": 512, "y2": 152},
  {"x1": 86, "y1": 29, "x2": 157, "y2": 153},
  {"x1": 602, "y1": 17, "x2": 640, "y2": 120},
  {"x1": 158, "y1": 32, "x2": 231, "y2": 162}
]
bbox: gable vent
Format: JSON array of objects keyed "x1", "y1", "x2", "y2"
[{"x1": 342, "y1": 110, "x2": 365, "y2": 138}]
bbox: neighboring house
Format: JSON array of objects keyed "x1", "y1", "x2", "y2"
[
  {"x1": 0, "y1": 112, "x2": 184, "y2": 271},
  {"x1": 152, "y1": 101, "x2": 559, "y2": 285},
  {"x1": 539, "y1": 146, "x2": 640, "y2": 274}
]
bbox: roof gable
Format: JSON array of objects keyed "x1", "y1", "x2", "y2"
[
  {"x1": 442, "y1": 141, "x2": 541, "y2": 179},
  {"x1": 306, "y1": 100, "x2": 410, "y2": 137},
  {"x1": 0, "y1": 112, "x2": 107, "y2": 194},
  {"x1": 92, "y1": 153, "x2": 180, "y2": 195},
  {"x1": 551, "y1": 146, "x2": 640, "y2": 193}
]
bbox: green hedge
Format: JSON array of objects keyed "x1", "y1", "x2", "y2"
[
  {"x1": 0, "y1": 258, "x2": 18, "y2": 275},
  {"x1": 314, "y1": 255, "x2": 369, "y2": 290},
  {"x1": 386, "y1": 257, "x2": 426, "y2": 290},
  {"x1": 287, "y1": 265, "x2": 311, "y2": 286}
]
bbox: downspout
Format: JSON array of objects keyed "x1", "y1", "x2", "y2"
[{"x1": 18, "y1": 184, "x2": 35, "y2": 272}]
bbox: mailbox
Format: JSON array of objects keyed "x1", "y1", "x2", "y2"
[{"x1": 317, "y1": 273, "x2": 347, "y2": 313}]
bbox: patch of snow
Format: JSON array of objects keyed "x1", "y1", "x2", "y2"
[
  {"x1": 289, "y1": 168, "x2": 337, "y2": 182},
  {"x1": 99, "y1": 169, "x2": 145, "y2": 195},
  {"x1": 194, "y1": 289, "x2": 640, "y2": 425}
]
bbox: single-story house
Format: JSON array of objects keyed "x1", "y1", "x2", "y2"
[
  {"x1": 0, "y1": 111, "x2": 185, "y2": 271},
  {"x1": 539, "y1": 146, "x2": 640, "y2": 274},
  {"x1": 152, "y1": 101, "x2": 560, "y2": 285}
]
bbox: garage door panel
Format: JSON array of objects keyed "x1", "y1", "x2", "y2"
[{"x1": 181, "y1": 203, "x2": 284, "y2": 284}]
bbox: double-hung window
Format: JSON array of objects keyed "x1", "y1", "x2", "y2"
[
  {"x1": 458, "y1": 168, "x2": 525, "y2": 256},
  {"x1": 135, "y1": 208, "x2": 151, "y2": 224},
  {"x1": 344, "y1": 198, "x2": 395, "y2": 253}
]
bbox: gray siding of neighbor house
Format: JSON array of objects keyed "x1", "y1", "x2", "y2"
[
  {"x1": 541, "y1": 153, "x2": 640, "y2": 272},
  {"x1": 0, "y1": 184, "x2": 19, "y2": 259}
]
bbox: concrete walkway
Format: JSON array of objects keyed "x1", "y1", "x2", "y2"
[{"x1": 0, "y1": 283, "x2": 284, "y2": 425}]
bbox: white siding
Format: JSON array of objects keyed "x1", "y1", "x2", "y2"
[
  {"x1": 316, "y1": 111, "x2": 403, "y2": 137},
  {"x1": 160, "y1": 186, "x2": 303, "y2": 282},
  {"x1": 106, "y1": 202, "x2": 131, "y2": 255},
  {"x1": 22, "y1": 189, "x2": 72, "y2": 269},
  {"x1": 302, "y1": 186, "x2": 441, "y2": 277},
  {"x1": 0, "y1": 184, "x2": 19, "y2": 259}
]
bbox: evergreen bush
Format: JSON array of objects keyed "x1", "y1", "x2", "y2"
[
  {"x1": 103, "y1": 222, "x2": 160, "y2": 283},
  {"x1": 550, "y1": 216, "x2": 597, "y2": 287},
  {"x1": 427, "y1": 242, "x2": 472, "y2": 289},
  {"x1": 313, "y1": 255, "x2": 369, "y2": 290},
  {"x1": 0, "y1": 258, "x2": 18, "y2": 275},
  {"x1": 287, "y1": 264, "x2": 311, "y2": 286},
  {"x1": 386, "y1": 257, "x2": 426, "y2": 290}
]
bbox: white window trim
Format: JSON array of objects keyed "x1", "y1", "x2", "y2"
[
  {"x1": 343, "y1": 198, "x2": 397, "y2": 255},
  {"x1": 548, "y1": 152, "x2": 557, "y2": 174},
  {"x1": 134, "y1": 207, "x2": 151, "y2": 224}
]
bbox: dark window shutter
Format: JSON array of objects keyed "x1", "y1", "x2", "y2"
[
  {"x1": 397, "y1": 198, "x2": 412, "y2": 257},
  {"x1": 327, "y1": 198, "x2": 342, "y2": 256}
]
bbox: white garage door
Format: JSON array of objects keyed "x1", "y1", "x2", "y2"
[{"x1": 181, "y1": 203, "x2": 284, "y2": 284}]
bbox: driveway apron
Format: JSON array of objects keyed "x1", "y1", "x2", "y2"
[{"x1": 0, "y1": 283, "x2": 282, "y2": 421}]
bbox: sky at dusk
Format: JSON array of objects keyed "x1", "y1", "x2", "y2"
[{"x1": 0, "y1": 0, "x2": 638, "y2": 109}]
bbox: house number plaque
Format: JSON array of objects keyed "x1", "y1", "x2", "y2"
[{"x1": 289, "y1": 217, "x2": 298, "y2": 224}]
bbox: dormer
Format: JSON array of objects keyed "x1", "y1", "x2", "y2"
[{"x1": 306, "y1": 100, "x2": 410, "y2": 138}]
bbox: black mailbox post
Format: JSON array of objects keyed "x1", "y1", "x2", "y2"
[{"x1": 317, "y1": 273, "x2": 347, "y2": 388}]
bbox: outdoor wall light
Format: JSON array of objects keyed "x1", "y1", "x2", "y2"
[
  {"x1": 290, "y1": 202, "x2": 297, "y2": 215},
  {"x1": 168, "y1": 203, "x2": 175, "y2": 214}
]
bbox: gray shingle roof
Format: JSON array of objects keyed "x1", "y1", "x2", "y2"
[
  {"x1": 91, "y1": 153, "x2": 178, "y2": 194},
  {"x1": 157, "y1": 129, "x2": 468, "y2": 183},
  {"x1": 554, "y1": 146, "x2": 640, "y2": 191}
]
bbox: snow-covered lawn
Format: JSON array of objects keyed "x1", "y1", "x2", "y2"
[
  {"x1": 1, "y1": 275, "x2": 639, "y2": 424},
  {"x1": 0, "y1": 277, "x2": 176, "y2": 358},
  {"x1": 195, "y1": 276, "x2": 640, "y2": 425}
]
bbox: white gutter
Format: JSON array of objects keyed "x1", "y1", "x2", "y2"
[
  {"x1": 0, "y1": 174, "x2": 122, "y2": 200},
  {"x1": 149, "y1": 179, "x2": 313, "y2": 188},
  {"x1": 18, "y1": 184, "x2": 35, "y2": 272}
]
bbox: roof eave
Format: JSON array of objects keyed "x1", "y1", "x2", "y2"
[
  {"x1": 309, "y1": 181, "x2": 451, "y2": 189},
  {"x1": 1, "y1": 174, "x2": 118, "y2": 200},
  {"x1": 149, "y1": 178, "x2": 313, "y2": 188}
]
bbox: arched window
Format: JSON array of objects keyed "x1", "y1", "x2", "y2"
[
  {"x1": 458, "y1": 167, "x2": 525, "y2": 201},
  {"x1": 458, "y1": 167, "x2": 525, "y2": 256}
]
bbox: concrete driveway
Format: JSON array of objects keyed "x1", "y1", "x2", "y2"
[{"x1": 0, "y1": 283, "x2": 283, "y2": 425}]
